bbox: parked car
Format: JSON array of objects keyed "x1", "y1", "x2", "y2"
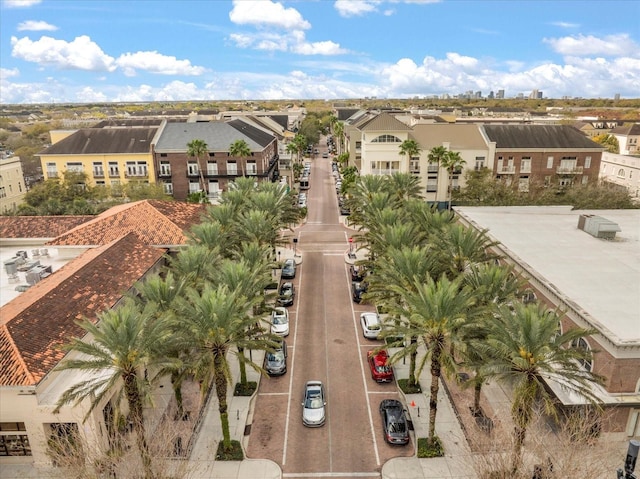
[
  {"x1": 367, "y1": 349, "x2": 394, "y2": 383},
  {"x1": 277, "y1": 281, "x2": 295, "y2": 306},
  {"x1": 360, "y1": 312, "x2": 381, "y2": 339},
  {"x1": 379, "y1": 399, "x2": 410, "y2": 445},
  {"x1": 350, "y1": 264, "x2": 364, "y2": 281},
  {"x1": 322, "y1": 152, "x2": 329, "y2": 158},
  {"x1": 340, "y1": 205, "x2": 350, "y2": 216},
  {"x1": 302, "y1": 380, "x2": 326, "y2": 427},
  {"x1": 281, "y1": 258, "x2": 296, "y2": 279},
  {"x1": 351, "y1": 281, "x2": 368, "y2": 303},
  {"x1": 265, "y1": 339, "x2": 287, "y2": 376},
  {"x1": 271, "y1": 306, "x2": 289, "y2": 337}
]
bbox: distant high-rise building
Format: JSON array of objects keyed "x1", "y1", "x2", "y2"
[
  {"x1": 496, "y1": 89, "x2": 505, "y2": 99},
  {"x1": 475, "y1": 91, "x2": 482, "y2": 98},
  {"x1": 488, "y1": 91, "x2": 495, "y2": 99},
  {"x1": 614, "y1": 93, "x2": 621, "y2": 101}
]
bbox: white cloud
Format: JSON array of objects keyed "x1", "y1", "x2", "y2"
[
  {"x1": 229, "y1": 0, "x2": 310, "y2": 30},
  {"x1": 544, "y1": 34, "x2": 640, "y2": 57},
  {"x1": 334, "y1": 0, "x2": 380, "y2": 17},
  {"x1": 17, "y1": 20, "x2": 58, "y2": 31},
  {"x1": 550, "y1": 21, "x2": 579, "y2": 28},
  {"x1": 0, "y1": 67, "x2": 20, "y2": 79},
  {"x1": 115, "y1": 51, "x2": 207, "y2": 76},
  {"x1": 76, "y1": 87, "x2": 108, "y2": 103},
  {"x1": 293, "y1": 41, "x2": 348, "y2": 56},
  {"x1": 3, "y1": 0, "x2": 41, "y2": 7},
  {"x1": 11, "y1": 35, "x2": 116, "y2": 72}
]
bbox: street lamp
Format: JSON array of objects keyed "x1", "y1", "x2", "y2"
[{"x1": 617, "y1": 440, "x2": 639, "y2": 479}]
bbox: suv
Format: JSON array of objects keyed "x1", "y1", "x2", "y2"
[
  {"x1": 379, "y1": 399, "x2": 409, "y2": 445},
  {"x1": 351, "y1": 281, "x2": 368, "y2": 303}
]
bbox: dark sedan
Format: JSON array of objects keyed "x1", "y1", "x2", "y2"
[
  {"x1": 281, "y1": 258, "x2": 296, "y2": 279},
  {"x1": 277, "y1": 281, "x2": 295, "y2": 306},
  {"x1": 351, "y1": 281, "x2": 368, "y2": 303},
  {"x1": 379, "y1": 399, "x2": 410, "y2": 445},
  {"x1": 265, "y1": 340, "x2": 287, "y2": 376}
]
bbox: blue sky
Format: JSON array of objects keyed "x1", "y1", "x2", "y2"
[{"x1": 1, "y1": 0, "x2": 639, "y2": 104}]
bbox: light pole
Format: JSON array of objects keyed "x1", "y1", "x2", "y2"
[{"x1": 617, "y1": 440, "x2": 639, "y2": 479}]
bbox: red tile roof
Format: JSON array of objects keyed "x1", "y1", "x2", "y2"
[
  {"x1": 0, "y1": 233, "x2": 166, "y2": 387},
  {"x1": 0, "y1": 216, "x2": 94, "y2": 239},
  {"x1": 46, "y1": 200, "x2": 206, "y2": 247}
]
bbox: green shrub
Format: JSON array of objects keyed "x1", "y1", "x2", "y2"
[
  {"x1": 215, "y1": 440, "x2": 244, "y2": 461},
  {"x1": 234, "y1": 381, "x2": 257, "y2": 397},
  {"x1": 417, "y1": 436, "x2": 444, "y2": 458},
  {"x1": 397, "y1": 378, "x2": 421, "y2": 394}
]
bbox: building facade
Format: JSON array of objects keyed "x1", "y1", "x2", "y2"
[
  {"x1": 152, "y1": 119, "x2": 279, "y2": 201},
  {"x1": 600, "y1": 152, "x2": 640, "y2": 199},
  {"x1": 0, "y1": 154, "x2": 27, "y2": 214}
]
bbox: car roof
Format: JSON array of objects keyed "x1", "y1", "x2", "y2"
[{"x1": 362, "y1": 312, "x2": 379, "y2": 323}]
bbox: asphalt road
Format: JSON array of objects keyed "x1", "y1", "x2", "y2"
[{"x1": 246, "y1": 141, "x2": 413, "y2": 478}]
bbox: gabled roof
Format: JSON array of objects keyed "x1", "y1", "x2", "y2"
[
  {"x1": 38, "y1": 127, "x2": 158, "y2": 155},
  {"x1": 482, "y1": 125, "x2": 603, "y2": 149},
  {"x1": 610, "y1": 124, "x2": 640, "y2": 135},
  {"x1": 356, "y1": 112, "x2": 412, "y2": 132},
  {"x1": 336, "y1": 108, "x2": 362, "y2": 122},
  {"x1": 46, "y1": 200, "x2": 206, "y2": 247},
  {"x1": 0, "y1": 233, "x2": 166, "y2": 387},
  {"x1": 0, "y1": 216, "x2": 94, "y2": 239},
  {"x1": 411, "y1": 124, "x2": 489, "y2": 150},
  {"x1": 92, "y1": 119, "x2": 164, "y2": 128},
  {"x1": 154, "y1": 121, "x2": 275, "y2": 152}
]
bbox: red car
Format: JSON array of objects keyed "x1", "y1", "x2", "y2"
[{"x1": 367, "y1": 349, "x2": 394, "y2": 383}]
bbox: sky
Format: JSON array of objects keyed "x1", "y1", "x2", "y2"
[{"x1": 1, "y1": 0, "x2": 639, "y2": 104}]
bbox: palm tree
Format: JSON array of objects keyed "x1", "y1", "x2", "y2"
[
  {"x1": 229, "y1": 139, "x2": 252, "y2": 177},
  {"x1": 441, "y1": 150, "x2": 466, "y2": 210},
  {"x1": 477, "y1": 302, "x2": 604, "y2": 473},
  {"x1": 387, "y1": 275, "x2": 474, "y2": 448},
  {"x1": 399, "y1": 138, "x2": 421, "y2": 175},
  {"x1": 173, "y1": 284, "x2": 270, "y2": 453},
  {"x1": 386, "y1": 172, "x2": 423, "y2": 203},
  {"x1": 459, "y1": 264, "x2": 522, "y2": 414},
  {"x1": 187, "y1": 139, "x2": 209, "y2": 197},
  {"x1": 433, "y1": 223, "x2": 499, "y2": 279},
  {"x1": 54, "y1": 300, "x2": 177, "y2": 479}
]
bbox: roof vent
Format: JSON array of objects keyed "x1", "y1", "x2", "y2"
[{"x1": 578, "y1": 214, "x2": 621, "y2": 240}]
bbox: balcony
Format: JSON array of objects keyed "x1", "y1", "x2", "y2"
[
  {"x1": 497, "y1": 165, "x2": 515, "y2": 174},
  {"x1": 125, "y1": 173, "x2": 148, "y2": 179},
  {"x1": 371, "y1": 169, "x2": 399, "y2": 176},
  {"x1": 108, "y1": 171, "x2": 120, "y2": 178},
  {"x1": 556, "y1": 165, "x2": 583, "y2": 175}
]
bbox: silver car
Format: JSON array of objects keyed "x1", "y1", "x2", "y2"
[
  {"x1": 265, "y1": 340, "x2": 287, "y2": 376},
  {"x1": 301, "y1": 380, "x2": 326, "y2": 427}
]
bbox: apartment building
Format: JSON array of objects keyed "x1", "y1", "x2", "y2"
[
  {"x1": 151, "y1": 119, "x2": 279, "y2": 201},
  {"x1": 0, "y1": 154, "x2": 27, "y2": 214},
  {"x1": 600, "y1": 152, "x2": 640, "y2": 199},
  {"x1": 482, "y1": 124, "x2": 604, "y2": 192},
  {"x1": 37, "y1": 126, "x2": 160, "y2": 190},
  {"x1": 610, "y1": 123, "x2": 640, "y2": 156},
  {"x1": 456, "y1": 206, "x2": 640, "y2": 435}
]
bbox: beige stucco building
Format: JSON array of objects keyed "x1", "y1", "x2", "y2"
[{"x1": 0, "y1": 154, "x2": 27, "y2": 214}]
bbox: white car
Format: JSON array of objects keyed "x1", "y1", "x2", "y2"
[
  {"x1": 302, "y1": 380, "x2": 326, "y2": 427},
  {"x1": 360, "y1": 312, "x2": 381, "y2": 339},
  {"x1": 271, "y1": 307, "x2": 290, "y2": 337}
]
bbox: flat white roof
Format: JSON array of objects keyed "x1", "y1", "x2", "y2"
[{"x1": 456, "y1": 206, "x2": 640, "y2": 345}]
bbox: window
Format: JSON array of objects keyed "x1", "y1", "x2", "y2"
[
  {"x1": 207, "y1": 161, "x2": 218, "y2": 175},
  {"x1": 108, "y1": 162, "x2": 119, "y2": 177},
  {"x1": 187, "y1": 162, "x2": 199, "y2": 176},
  {"x1": 208, "y1": 180, "x2": 220, "y2": 198},
  {"x1": 95, "y1": 180, "x2": 106, "y2": 187},
  {"x1": 0, "y1": 422, "x2": 31, "y2": 456},
  {"x1": 546, "y1": 156, "x2": 554, "y2": 169},
  {"x1": 630, "y1": 171, "x2": 633, "y2": 179},
  {"x1": 559, "y1": 157, "x2": 577, "y2": 173},
  {"x1": 582, "y1": 176, "x2": 589, "y2": 185},
  {"x1": 160, "y1": 153, "x2": 167, "y2": 157},
  {"x1": 475, "y1": 156, "x2": 485, "y2": 170},
  {"x1": 521, "y1": 289, "x2": 537, "y2": 304},
  {"x1": 518, "y1": 176, "x2": 530, "y2": 192},
  {"x1": 520, "y1": 157, "x2": 531, "y2": 173},
  {"x1": 371, "y1": 134, "x2": 401, "y2": 143},
  {"x1": 0, "y1": 187, "x2": 5, "y2": 198},
  {"x1": 227, "y1": 161, "x2": 237, "y2": 175},
  {"x1": 426, "y1": 178, "x2": 438, "y2": 192},
  {"x1": 66, "y1": 162, "x2": 83, "y2": 173},
  {"x1": 92, "y1": 162, "x2": 104, "y2": 177},
  {"x1": 355, "y1": 141, "x2": 361, "y2": 150},
  {"x1": 410, "y1": 158, "x2": 420, "y2": 174},
  {"x1": 188, "y1": 180, "x2": 201, "y2": 193},
  {"x1": 126, "y1": 161, "x2": 148, "y2": 177},
  {"x1": 46, "y1": 423, "x2": 80, "y2": 464},
  {"x1": 617, "y1": 168, "x2": 626, "y2": 178},
  {"x1": 571, "y1": 337, "x2": 593, "y2": 371},
  {"x1": 159, "y1": 161, "x2": 171, "y2": 176},
  {"x1": 163, "y1": 182, "x2": 173, "y2": 194},
  {"x1": 584, "y1": 156, "x2": 591, "y2": 169},
  {"x1": 246, "y1": 161, "x2": 257, "y2": 175}
]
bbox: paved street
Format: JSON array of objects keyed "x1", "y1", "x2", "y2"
[{"x1": 246, "y1": 143, "x2": 413, "y2": 476}]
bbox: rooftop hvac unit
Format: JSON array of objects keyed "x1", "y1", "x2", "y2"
[
  {"x1": 578, "y1": 214, "x2": 621, "y2": 240},
  {"x1": 25, "y1": 265, "x2": 52, "y2": 285},
  {"x1": 16, "y1": 250, "x2": 28, "y2": 259},
  {"x1": 4, "y1": 258, "x2": 19, "y2": 276}
]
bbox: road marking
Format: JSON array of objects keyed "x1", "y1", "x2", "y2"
[
  {"x1": 284, "y1": 473, "x2": 380, "y2": 477},
  {"x1": 349, "y1": 270, "x2": 381, "y2": 467},
  {"x1": 323, "y1": 253, "x2": 344, "y2": 256},
  {"x1": 258, "y1": 392, "x2": 289, "y2": 396}
]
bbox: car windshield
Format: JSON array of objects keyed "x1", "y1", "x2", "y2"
[
  {"x1": 368, "y1": 323, "x2": 380, "y2": 330},
  {"x1": 305, "y1": 391, "x2": 323, "y2": 408},
  {"x1": 375, "y1": 364, "x2": 391, "y2": 373},
  {"x1": 389, "y1": 421, "x2": 406, "y2": 433},
  {"x1": 267, "y1": 351, "x2": 285, "y2": 361},
  {"x1": 273, "y1": 316, "x2": 287, "y2": 325}
]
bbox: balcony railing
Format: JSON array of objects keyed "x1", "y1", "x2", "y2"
[
  {"x1": 556, "y1": 165, "x2": 583, "y2": 175},
  {"x1": 371, "y1": 169, "x2": 399, "y2": 176},
  {"x1": 498, "y1": 165, "x2": 515, "y2": 174}
]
